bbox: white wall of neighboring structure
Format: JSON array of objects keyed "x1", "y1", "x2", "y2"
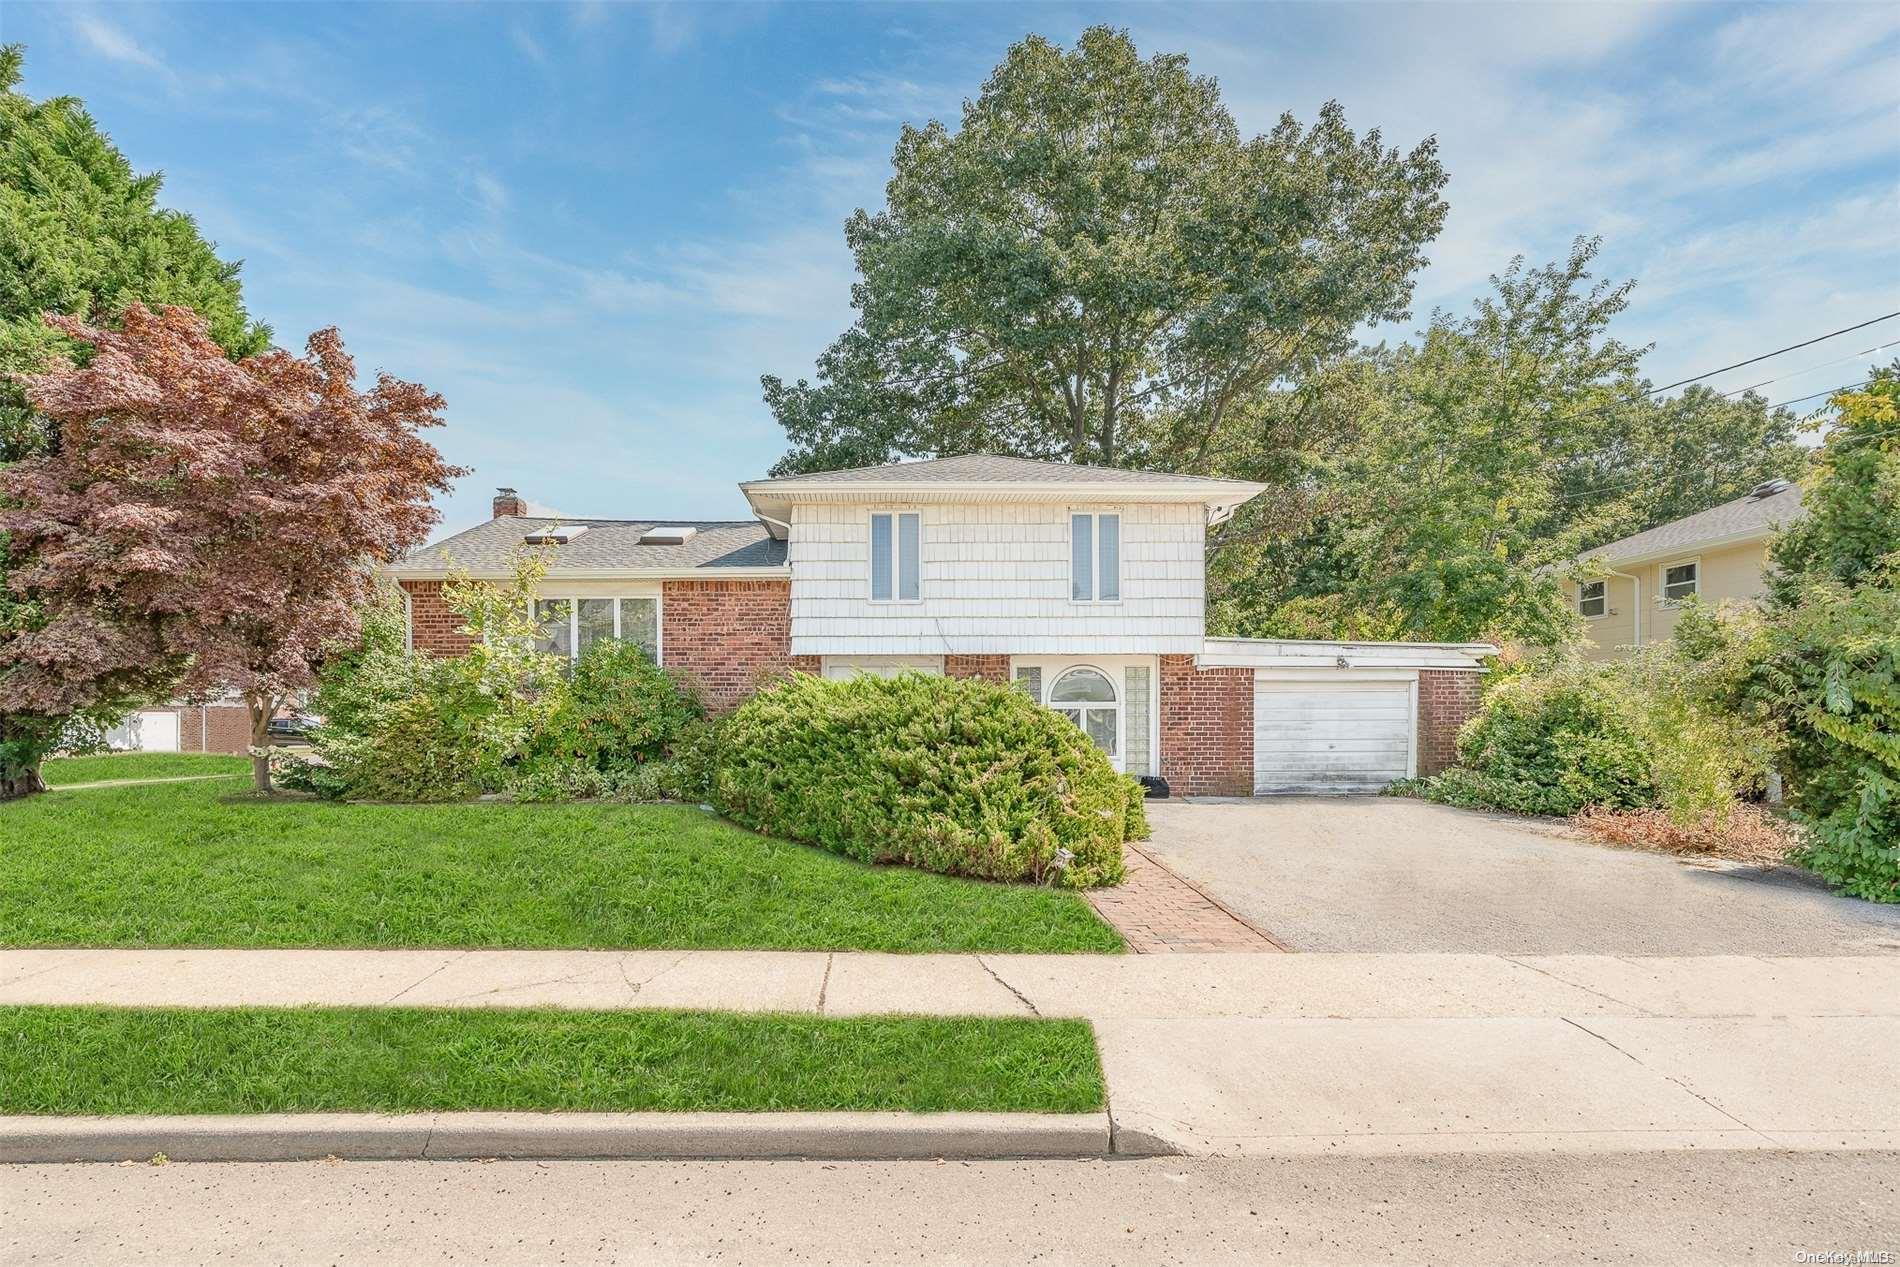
[{"x1": 787, "y1": 501, "x2": 1206, "y2": 656}]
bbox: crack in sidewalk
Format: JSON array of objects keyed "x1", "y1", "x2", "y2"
[
  {"x1": 816, "y1": 953, "x2": 834, "y2": 1015},
  {"x1": 976, "y1": 957, "x2": 1040, "y2": 1016},
  {"x1": 385, "y1": 952, "x2": 471, "y2": 1005},
  {"x1": 1503, "y1": 956, "x2": 1659, "y2": 1017},
  {"x1": 1560, "y1": 1016, "x2": 1772, "y2": 1140}
]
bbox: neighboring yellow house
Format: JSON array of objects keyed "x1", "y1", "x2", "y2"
[{"x1": 1562, "y1": 480, "x2": 1803, "y2": 660}]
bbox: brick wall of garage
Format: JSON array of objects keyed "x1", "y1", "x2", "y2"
[
  {"x1": 1159, "y1": 654, "x2": 1254, "y2": 797},
  {"x1": 176, "y1": 703, "x2": 254, "y2": 755},
  {"x1": 944, "y1": 654, "x2": 1010, "y2": 681},
  {"x1": 1416, "y1": 669, "x2": 1484, "y2": 776}
]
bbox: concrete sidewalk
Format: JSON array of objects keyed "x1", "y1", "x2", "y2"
[
  {"x1": 3, "y1": 947, "x2": 1897, "y2": 1018},
  {"x1": 6, "y1": 949, "x2": 1899, "y2": 1158}
]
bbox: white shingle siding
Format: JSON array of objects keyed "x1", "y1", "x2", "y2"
[{"x1": 788, "y1": 501, "x2": 1206, "y2": 655}]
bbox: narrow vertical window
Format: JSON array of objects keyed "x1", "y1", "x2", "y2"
[
  {"x1": 1071, "y1": 514, "x2": 1093, "y2": 602},
  {"x1": 897, "y1": 512, "x2": 920, "y2": 601},
  {"x1": 1098, "y1": 514, "x2": 1120, "y2": 601},
  {"x1": 870, "y1": 513, "x2": 893, "y2": 601},
  {"x1": 1071, "y1": 513, "x2": 1121, "y2": 602},
  {"x1": 871, "y1": 512, "x2": 920, "y2": 601}
]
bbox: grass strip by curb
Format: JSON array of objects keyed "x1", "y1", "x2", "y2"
[
  {"x1": 39, "y1": 753, "x2": 251, "y2": 787},
  {"x1": 0, "y1": 773, "x2": 1122, "y2": 953},
  {"x1": 0, "y1": 1006, "x2": 1105, "y2": 1116}
]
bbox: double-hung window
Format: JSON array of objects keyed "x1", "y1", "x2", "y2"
[
  {"x1": 1662, "y1": 562, "x2": 1699, "y2": 603},
  {"x1": 1577, "y1": 579, "x2": 1607, "y2": 618},
  {"x1": 533, "y1": 597, "x2": 660, "y2": 663},
  {"x1": 1070, "y1": 512, "x2": 1121, "y2": 603},
  {"x1": 869, "y1": 512, "x2": 921, "y2": 602}
]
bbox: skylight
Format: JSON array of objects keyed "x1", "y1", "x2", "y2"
[
  {"x1": 523, "y1": 524, "x2": 588, "y2": 545},
  {"x1": 640, "y1": 526, "x2": 698, "y2": 545}
]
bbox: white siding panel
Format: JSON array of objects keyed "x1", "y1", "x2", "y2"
[
  {"x1": 788, "y1": 501, "x2": 1205, "y2": 656},
  {"x1": 1253, "y1": 679, "x2": 1415, "y2": 794}
]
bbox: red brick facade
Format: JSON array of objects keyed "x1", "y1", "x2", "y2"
[
  {"x1": 660, "y1": 579, "x2": 818, "y2": 710},
  {"x1": 1417, "y1": 668, "x2": 1484, "y2": 776},
  {"x1": 1158, "y1": 654, "x2": 1254, "y2": 797},
  {"x1": 171, "y1": 703, "x2": 253, "y2": 755},
  {"x1": 944, "y1": 654, "x2": 1010, "y2": 682},
  {"x1": 400, "y1": 580, "x2": 475, "y2": 656}
]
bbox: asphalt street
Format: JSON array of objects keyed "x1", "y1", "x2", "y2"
[{"x1": 5, "y1": 1151, "x2": 1896, "y2": 1265}]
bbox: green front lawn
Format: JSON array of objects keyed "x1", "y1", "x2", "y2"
[
  {"x1": 0, "y1": 771, "x2": 1122, "y2": 953},
  {"x1": 40, "y1": 752, "x2": 250, "y2": 786},
  {"x1": 0, "y1": 1006, "x2": 1105, "y2": 1115}
]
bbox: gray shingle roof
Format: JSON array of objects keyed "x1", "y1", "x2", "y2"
[
  {"x1": 395, "y1": 518, "x2": 785, "y2": 575},
  {"x1": 1583, "y1": 484, "x2": 1804, "y2": 565},
  {"x1": 743, "y1": 453, "x2": 1251, "y2": 488}
]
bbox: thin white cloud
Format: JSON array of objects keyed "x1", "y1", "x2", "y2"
[
  {"x1": 70, "y1": 12, "x2": 167, "y2": 71},
  {"x1": 510, "y1": 27, "x2": 550, "y2": 67}
]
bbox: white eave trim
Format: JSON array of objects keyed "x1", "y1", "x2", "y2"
[
  {"x1": 1199, "y1": 636, "x2": 1496, "y2": 671},
  {"x1": 383, "y1": 565, "x2": 792, "y2": 582},
  {"x1": 743, "y1": 480, "x2": 1266, "y2": 519},
  {"x1": 1580, "y1": 525, "x2": 1776, "y2": 570}
]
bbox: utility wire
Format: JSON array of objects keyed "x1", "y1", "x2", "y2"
[
  {"x1": 1642, "y1": 310, "x2": 1900, "y2": 396},
  {"x1": 1713, "y1": 339, "x2": 1900, "y2": 401},
  {"x1": 1548, "y1": 378, "x2": 1885, "y2": 508}
]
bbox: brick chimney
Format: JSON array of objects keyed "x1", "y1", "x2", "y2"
[{"x1": 492, "y1": 487, "x2": 527, "y2": 518}]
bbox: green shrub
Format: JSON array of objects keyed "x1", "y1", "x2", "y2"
[
  {"x1": 526, "y1": 638, "x2": 705, "y2": 776},
  {"x1": 1762, "y1": 581, "x2": 1900, "y2": 902},
  {"x1": 1410, "y1": 649, "x2": 1776, "y2": 822},
  {"x1": 1437, "y1": 664, "x2": 1658, "y2": 817},
  {"x1": 712, "y1": 672, "x2": 1138, "y2": 887}
]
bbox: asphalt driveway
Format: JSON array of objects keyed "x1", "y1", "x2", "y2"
[{"x1": 1143, "y1": 797, "x2": 1900, "y2": 955}]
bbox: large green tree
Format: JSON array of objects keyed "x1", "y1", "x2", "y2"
[
  {"x1": 0, "y1": 45, "x2": 268, "y2": 458},
  {"x1": 1559, "y1": 385, "x2": 1808, "y2": 549},
  {"x1": 1211, "y1": 239, "x2": 1646, "y2": 646},
  {"x1": 0, "y1": 45, "x2": 269, "y2": 791},
  {"x1": 763, "y1": 26, "x2": 1448, "y2": 475}
]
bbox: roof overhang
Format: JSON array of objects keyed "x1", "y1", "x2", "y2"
[
  {"x1": 1580, "y1": 525, "x2": 1775, "y2": 571},
  {"x1": 383, "y1": 564, "x2": 791, "y2": 582},
  {"x1": 1198, "y1": 637, "x2": 1497, "y2": 671},
  {"x1": 741, "y1": 478, "x2": 1269, "y2": 538}
]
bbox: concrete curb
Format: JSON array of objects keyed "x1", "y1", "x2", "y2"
[{"x1": 0, "y1": 1111, "x2": 1115, "y2": 1164}]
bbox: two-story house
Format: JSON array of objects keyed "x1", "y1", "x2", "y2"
[
  {"x1": 1560, "y1": 479, "x2": 1803, "y2": 661},
  {"x1": 389, "y1": 455, "x2": 1492, "y2": 795}
]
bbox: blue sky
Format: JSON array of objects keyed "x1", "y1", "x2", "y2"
[{"x1": 8, "y1": 2, "x2": 1899, "y2": 535}]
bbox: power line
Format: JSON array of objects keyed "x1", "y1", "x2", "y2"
[
  {"x1": 1643, "y1": 310, "x2": 1900, "y2": 396},
  {"x1": 1548, "y1": 377, "x2": 1884, "y2": 508},
  {"x1": 1713, "y1": 339, "x2": 1900, "y2": 401}
]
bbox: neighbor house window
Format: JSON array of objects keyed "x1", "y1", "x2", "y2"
[
  {"x1": 869, "y1": 512, "x2": 921, "y2": 602},
  {"x1": 1049, "y1": 666, "x2": 1118, "y2": 757},
  {"x1": 1662, "y1": 562, "x2": 1699, "y2": 603},
  {"x1": 534, "y1": 597, "x2": 659, "y2": 662},
  {"x1": 1069, "y1": 513, "x2": 1121, "y2": 602},
  {"x1": 1577, "y1": 579, "x2": 1607, "y2": 618}
]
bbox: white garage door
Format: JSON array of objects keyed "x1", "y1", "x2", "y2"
[
  {"x1": 1253, "y1": 679, "x2": 1413, "y2": 794},
  {"x1": 134, "y1": 709, "x2": 181, "y2": 753}
]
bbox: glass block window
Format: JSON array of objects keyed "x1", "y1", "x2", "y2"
[
  {"x1": 1124, "y1": 664, "x2": 1151, "y2": 777},
  {"x1": 1014, "y1": 665, "x2": 1042, "y2": 701}
]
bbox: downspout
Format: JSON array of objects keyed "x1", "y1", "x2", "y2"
[{"x1": 1604, "y1": 567, "x2": 1642, "y2": 647}]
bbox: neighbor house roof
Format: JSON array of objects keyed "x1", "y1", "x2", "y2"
[
  {"x1": 1581, "y1": 481, "x2": 1804, "y2": 567},
  {"x1": 387, "y1": 518, "x2": 786, "y2": 580},
  {"x1": 742, "y1": 453, "x2": 1267, "y2": 535}
]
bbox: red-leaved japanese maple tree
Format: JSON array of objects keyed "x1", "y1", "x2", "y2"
[{"x1": 2, "y1": 303, "x2": 464, "y2": 793}]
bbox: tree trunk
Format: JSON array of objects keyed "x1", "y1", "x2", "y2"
[
  {"x1": 0, "y1": 714, "x2": 50, "y2": 800},
  {"x1": 247, "y1": 694, "x2": 274, "y2": 793},
  {"x1": 0, "y1": 759, "x2": 44, "y2": 800}
]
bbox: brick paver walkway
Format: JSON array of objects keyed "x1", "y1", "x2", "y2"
[{"x1": 1087, "y1": 845, "x2": 1286, "y2": 953}]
